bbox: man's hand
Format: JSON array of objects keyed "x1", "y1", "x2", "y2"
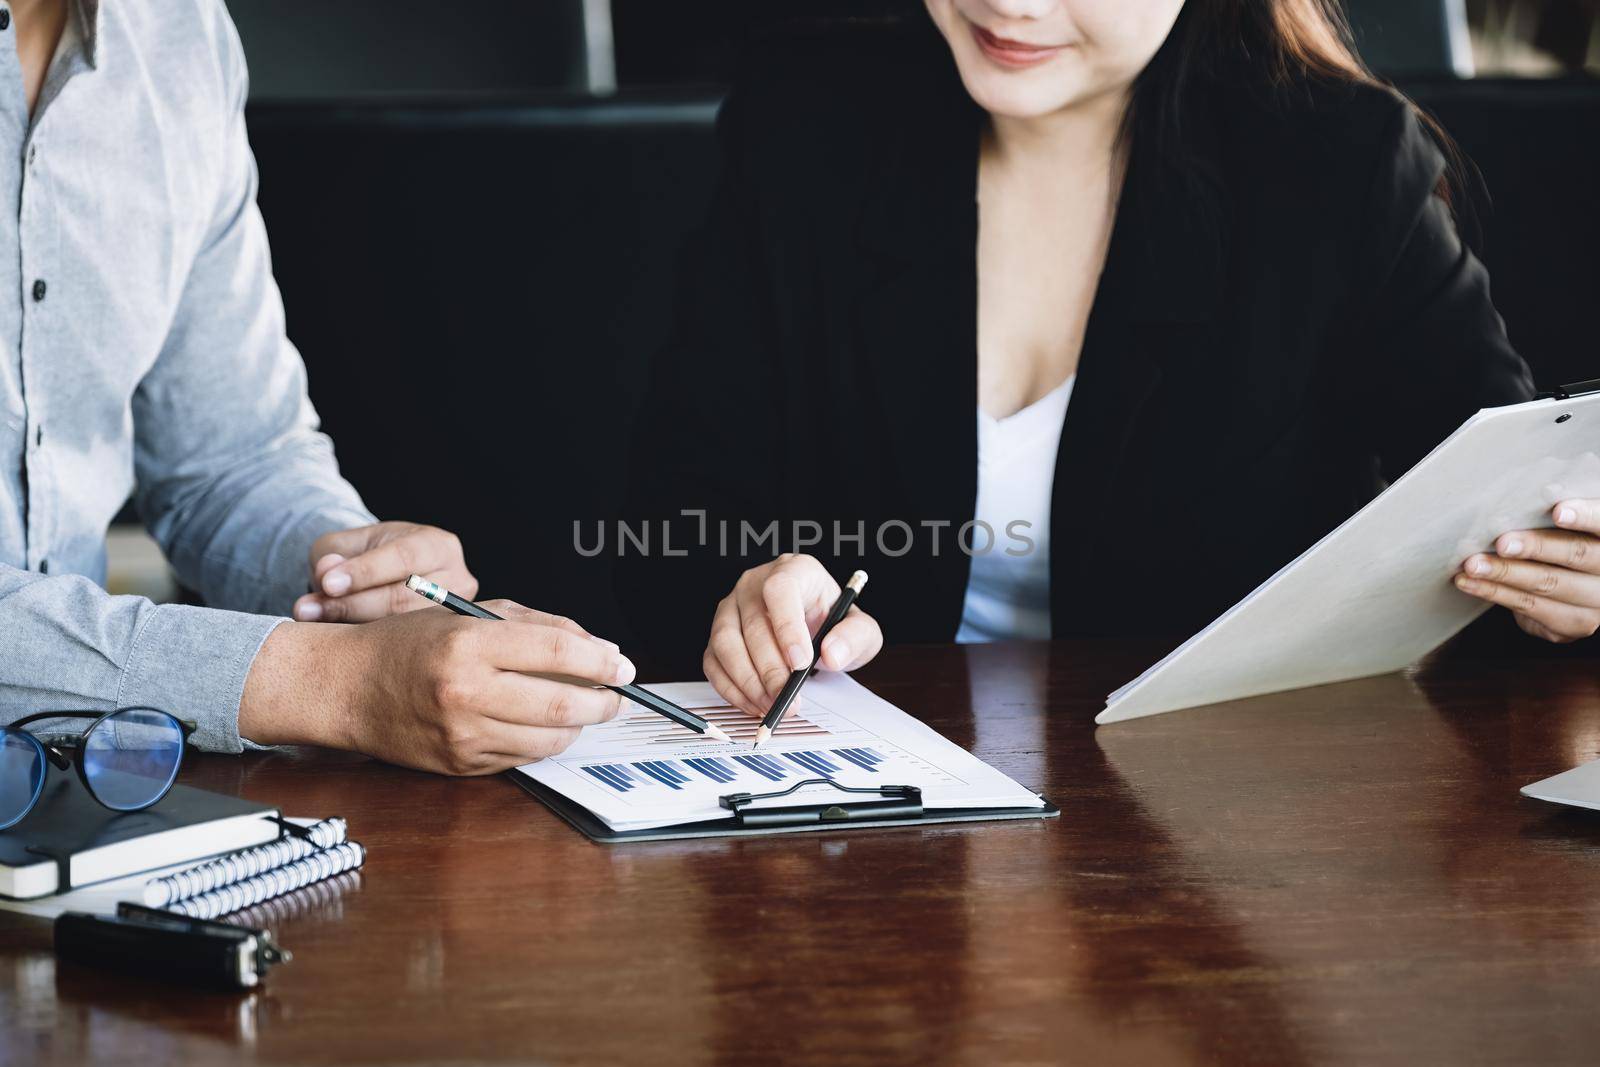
[
  {"x1": 704, "y1": 554, "x2": 883, "y2": 718},
  {"x1": 293, "y1": 521, "x2": 476, "y2": 623},
  {"x1": 1455, "y1": 499, "x2": 1600, "y2": 643},
  {"x1": 242, "y1": 600, "x2": 633, "y2": 775}
]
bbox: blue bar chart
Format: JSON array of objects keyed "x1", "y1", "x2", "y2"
[
  {"x1": 519, "y1": 676, "x2": 1044, "y2": 832},
  {"x1": 579, "y1": 748, "x2": 894, "y2": 795}
]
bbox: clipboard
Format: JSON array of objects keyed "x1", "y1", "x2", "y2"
[
  {"x1": 1099, "y1": 380, "x2": 1600, "y2": 724},
  {"x1": 509, "y1": 771, "x2": 1059, "y2": 844}
]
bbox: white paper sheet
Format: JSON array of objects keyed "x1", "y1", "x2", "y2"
[
  {"x1": 1099, "y1": 390, "x2": 1600, "y2": 724},
  {"x1": 513, "y1": 673, "x2": 1045, "y2": 831}
]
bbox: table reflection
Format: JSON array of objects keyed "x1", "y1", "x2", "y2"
[
  {"x1": 0, "y1": 947, "x2": 268, "y2": 1058},
  {"x1": 1095, "y1": 666, "x2": 1600, "y2": 1063}
]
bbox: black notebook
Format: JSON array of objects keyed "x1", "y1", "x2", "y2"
[{"x1": 0, "y1": 777, "x2": 280, "y2": 900}]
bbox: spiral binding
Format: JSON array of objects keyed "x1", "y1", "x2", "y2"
[
  {"x1": 166, "y1": 841, "x2": 367, "y2": 921},
  {"x1": 228, "y1": 869, "x2": 363, "y2": 930},
  {"x1": 142, "y1": 817, "x2": 349, "y2": 908}
]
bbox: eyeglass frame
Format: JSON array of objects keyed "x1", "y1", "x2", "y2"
[{"x1": 2, "y1": 708, "x2": 199, "y2": 826}]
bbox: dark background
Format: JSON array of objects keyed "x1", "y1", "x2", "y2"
[{"x1": 216, "y1": 1, "x2": 1600, "y2": 646}]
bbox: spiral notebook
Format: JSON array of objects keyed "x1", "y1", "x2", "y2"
[
  {"x1": 0, "y1": 817, "x2": 365, "y2": 921},
  {"x1": 0, "y1": 780, "x2": 279, "y2": 899}
]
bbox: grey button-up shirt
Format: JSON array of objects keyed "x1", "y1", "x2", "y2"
[{"x1": 0, "y1": 0, "x2": 376, "y2": 751}]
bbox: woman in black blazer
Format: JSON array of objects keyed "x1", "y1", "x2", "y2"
[{"x1": 621, "y1": 0, "x2": 1600, "y2": 718}]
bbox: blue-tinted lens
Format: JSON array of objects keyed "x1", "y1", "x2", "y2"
[
  {"x1": 82, "y1": 709, "x2": 185, "y2": 811},
  {"x1": 0, "y1": 730, "x2": 47, "y2": 830}
]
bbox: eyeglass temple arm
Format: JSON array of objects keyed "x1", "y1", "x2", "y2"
[
  {"x1": 6, "y1": 710, "x2": 198, "y2": 761},
  {"x1": 8, "y1": 710, "x2": 197, "y2": 735},
  {"x1": 6, "y1": 712, "x2": 98, "y2": 770}
]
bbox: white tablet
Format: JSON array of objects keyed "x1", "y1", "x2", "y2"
[
  {"x1": 1522, "y1": 760, "x2": 1600, "y2": 812},
  {"x1": 1100, "y1": 385, "x2": 1600, "y2": 724}
]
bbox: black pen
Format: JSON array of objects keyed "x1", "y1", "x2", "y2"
[
  {"x1": 405, "y1": 575, "x2": 732, "y2": 743},
  {"x1": 754, "y1": 570, "x2": 868, "y2": 748},
  {"x1": 55, "y1": 905, "x2": 291, "y2": 990}
]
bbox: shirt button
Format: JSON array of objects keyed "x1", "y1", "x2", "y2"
[
  {"x1": 0, "y1": 12, "x2": 11, "y2": 31},
  {"x1": 39, "y1": 560, "x2": 49, "y2": 575},
  {"x1": 27, "y1": 144, "x2": 36, "y2": 167},
  {"x1": 31, "y1": 279, "x2": 46, "y2": 302}
]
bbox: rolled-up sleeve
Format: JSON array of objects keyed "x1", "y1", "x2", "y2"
[
  {"x1": 0, "y1": 567, "x2": 282, "y2": 753},
  {"x1": 131, "y1": 15, "x2": 374, "y2": 620}
]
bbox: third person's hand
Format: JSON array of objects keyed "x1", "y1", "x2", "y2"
[
  {"x1": 1455, "y1": 498, "x2": 1600, "y2": 643},
  {"x1": 294, "y1": 521, "x2": 476, "y2": 623}
]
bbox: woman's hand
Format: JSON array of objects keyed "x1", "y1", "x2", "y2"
[
  {"x1": 293, "y1": 521, "x2": 477, "y2": 623},
  {"x1": 1454, "y1": 499, "x2": 1600, "y2": 643},
  {"x1": 704, "y1": 554, "x2": 884, "y2": 718}
]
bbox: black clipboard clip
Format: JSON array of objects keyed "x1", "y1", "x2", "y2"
[
  {"x1": 719, "y1": 779, "x2": 923, "y2": 828},
  {"x1": 1536, "y1": 379, "x2": 1600, "y2": 401}
]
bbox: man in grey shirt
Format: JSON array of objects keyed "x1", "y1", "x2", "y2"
[{"x1": 0, "y1": 0, "x2": 630, "y2": 774}]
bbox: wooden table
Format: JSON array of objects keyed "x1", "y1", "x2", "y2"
[{"x1": 4, "y1": 640, "x2": 1600, "y2": 1066}]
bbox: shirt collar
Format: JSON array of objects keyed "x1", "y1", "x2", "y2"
[{"x1": 71, "y1": 0, "x2": 100, "y2": 70}]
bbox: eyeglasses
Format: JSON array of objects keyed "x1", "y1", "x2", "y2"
[{"x1": 1, "y1": 708, "x2": 197, "y2": 831}]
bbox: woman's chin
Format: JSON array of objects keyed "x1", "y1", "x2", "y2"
[
  {"x1": 962, "y1": 77, "x2": 1092, "y2": 122},
  {"x1": 952, "y1": 56, "x2": 1102, "y2": 122}
]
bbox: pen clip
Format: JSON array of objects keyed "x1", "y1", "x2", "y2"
[
  {"x1": 114, "y1": 903, "x2": 294, "y2": 968},
  {"x1": 269, "y1": 815, "x2": 315, "y2": 840},
  {"x1": 116, "y1": 901, "x2": 249, "y2": 939}
]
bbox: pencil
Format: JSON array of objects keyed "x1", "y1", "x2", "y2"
[
  {"x1": 405, "y1": 574, "x2": 732, "y2": 744},
  {"x1": 753, "y1": 570, "x2": 868, "y2": 748}
]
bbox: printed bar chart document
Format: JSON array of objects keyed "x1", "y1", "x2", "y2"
[
  {"x1": 1099, "y1": 388, "x2": 1600, "y2": 724},
  {"x1": 513, "y1": 674, "x2": 1046, "y2": 832}
]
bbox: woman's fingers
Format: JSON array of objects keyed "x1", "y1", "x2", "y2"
[
  {"x1": 1454, "y1": 574, "x2": 1600, "y2": 641},
  {"x1": 703, "y1": 649, "x2": 762, "y2": 718},
  {"x1": 819, "y1": 606, "x2": 884, "y2": 671},
  {"x1": 1461, "y1": 553, "x2": 1600, "y2": 606},
  {"x1": 704, "y1": 555, "x2": 884, "y2": 713},
  {"x1": 761, "y1": 566, "x2": 818, "y2": 671},
  {"x1": 1462, "y1": 501, "x2": 1600, "y2": 645},
  {"x1": 1552, "y1": 498, "x2": 1600, "y2": 538},
  {"x1": 1495, "y1": 525, "x2": 1600, "y2": 574},
  {"x1": 739, "y1": 586, "x2": 798, "y2": 700},
  {"x1": 1513, "y1": 613, "x2": 1567, "y2": 644},
  {"x1": 707, "y1": 595, "x2": 770, "y2": 712}
]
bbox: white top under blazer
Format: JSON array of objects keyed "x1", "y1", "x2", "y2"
[{"x1": 956, "y1": 376, "x2": 1075, "y2": 643}]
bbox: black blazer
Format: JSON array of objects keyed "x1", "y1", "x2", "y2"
[{"x1": 619, "y1": 25, "x2": 1536, "y2": 667}]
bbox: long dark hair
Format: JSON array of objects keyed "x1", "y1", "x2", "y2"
[{"x1": 1129, "y1": 0, "x2": 1462, "y2": 206}]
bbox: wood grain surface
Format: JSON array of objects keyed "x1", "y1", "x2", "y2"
[{"x1": 4, "y1": 639, "x2": 1599, "y2": 1066}]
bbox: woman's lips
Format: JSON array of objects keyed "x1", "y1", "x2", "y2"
[{"x1": 970, "y1": 24, "x2": 1069, "y2": 69}]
